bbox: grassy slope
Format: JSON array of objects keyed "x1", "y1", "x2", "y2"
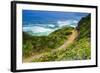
[
  {"x1": 31, "y1": 14, "x2": 91, "y2": 62},
  {"x1": 23, "y1": 14, "x2": 91, "y2": 62},
  {"x1": 23, "y1": 26, "x2": 74, "y2": 58},
  {"x1": 57, "y1": 14, "x2": 91, "y2": 60}
]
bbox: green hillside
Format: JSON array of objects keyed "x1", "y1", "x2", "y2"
[
  {"x1": 23, "y1": 26, "x2": 74, "y2": 58},
  {"x1": 56, "y1": 14, "x2": 91, "y2": 60},
  {"x1": 23, "y1": 14, "x2": 91, "y2": 62},
  {"x1": 77, "y1": 14, "x2": 91, "y2": 38}
]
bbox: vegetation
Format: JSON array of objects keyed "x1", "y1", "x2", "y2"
[
  {"x1": 23, "y1": 26, "x2": 74, "y2": 57},
  {"x1": 23, "y1": 14, "x2": 91, "y2": 62},
  {"x1": 57, "y1": 14, "x2": 91, "y2": 60}
]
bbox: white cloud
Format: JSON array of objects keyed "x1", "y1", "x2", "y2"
[
  {"x1": 22, "y1": 20, "x2": 78, "y2": 36},
  {"x1": 57, "y1": 20, "x2": 78, "y2": 27},
  {"x1": 57, "y1": 21, "x2": 69, "y2": 27},
  {"x1": 23, "y1": 26, "x2": 58, "y2": 36},
  {"x1": 73, "y1": 20, "x2": 78, "y2": 23},
  {"x1": 48, "y1": 24, "x2": 55, "y2": 27},
  {"x1": 23, "y1": 26, "x2": 51, "y2": 32}
]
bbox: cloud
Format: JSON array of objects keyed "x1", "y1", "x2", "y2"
[
  {"x1": 73, "y1": 20, "x2": 78, "y2": 23},
  {"x1": 23, "y1": 26, "x2": 51, "y2": 33},
  {"x1": 23, "y1": 20, "x2": 78, "y2": 36},
  {"x1": 48, "y1": 24, "x2": 55, "y2": 28},
  {"x1": 23, "y1": 25, "x2": 58, "y2": 36},
  {"x1": 57, "y1": 20, "x2": 78, "y2": 27}
]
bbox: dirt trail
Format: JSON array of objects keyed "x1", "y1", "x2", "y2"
[
  {"x1": 23, "y1": 30, "x2": 79, "y2": 63},
  {"x1": 56, "y1": 30, "x2": 78, "y2": 51}
]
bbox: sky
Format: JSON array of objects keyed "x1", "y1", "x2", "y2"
[
  {"x1": 23, "y1": 10, "x2": 88, "y2": 25},
  {"x1": 22, "y1": 10, "x2": 89, "y2": 36}
]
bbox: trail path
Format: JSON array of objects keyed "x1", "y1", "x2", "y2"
[{"x1": 23, "y1": 30, "x2": 78, "y2": 63}]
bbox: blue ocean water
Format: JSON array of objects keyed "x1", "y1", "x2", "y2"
[{"x1": 22, "y1": 10, "x2": 89, "y2": 36}]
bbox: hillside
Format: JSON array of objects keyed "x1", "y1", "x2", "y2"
[
  {"x1": 23, "y1": 26, "x2": 74, "y2": 58},
  {"x1": 56, "y1": 14, "x2": 91, "y2": 60},
  {"x1": 23, "y1": 14, "x2": 91, "y2": 62},
  {"x1": 77, "y1": 14, "x2": 91, "y2": 38}
]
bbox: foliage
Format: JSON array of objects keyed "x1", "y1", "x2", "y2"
[
  {"x1": 23, "y1": 14, "x2": 91, "y2": 62},
  {"x1": 23, "y1": 26, "x2": 74, "y2": 57},
  {"x1": 57, "y1": 37, "x2": 91, "y2": 61},
  {"x1": 59, "y1": 14, "x2": 91, "y2": 60}
]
